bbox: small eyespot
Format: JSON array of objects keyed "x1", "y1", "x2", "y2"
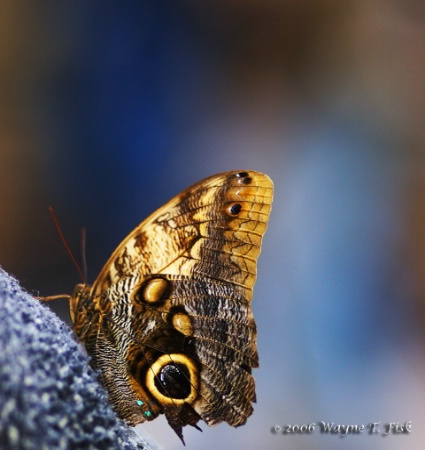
[
  {"x1": 234, "y1": 172, "x2": 252, "y2": 184},
  {"x1": 134, "y1": 277, "x2": 172, "y2": 304},
  {"x1": 172, "y1": 312, "x2": 193, "y2": 336},
  {"x1": 226, "y1": 203, "x2": 242, "y2": 216}
]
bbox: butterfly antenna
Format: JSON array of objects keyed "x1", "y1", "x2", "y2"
[
  {"x1": 81, "y1": 226, "x2": 88, "y2": 283},
  {"x1": 49, "y1": 206, "x2": 86, "y2": 284}
]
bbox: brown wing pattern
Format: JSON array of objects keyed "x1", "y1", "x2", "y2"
[{"x1": 70, "y1": 170, "x2": 273, "y2": 443}]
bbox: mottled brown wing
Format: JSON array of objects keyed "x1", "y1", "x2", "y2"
[{"x1": 70, "y1": 170, "x2": 273, "y2": 443}]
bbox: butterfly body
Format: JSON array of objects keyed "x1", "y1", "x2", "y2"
[{"x1": 68, "y1": 171, "x2": 273, "y2": 442}]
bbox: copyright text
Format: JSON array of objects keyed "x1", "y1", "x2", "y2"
[{"x1": 271, "y1": 421, "x2": 412, "y2": 437}]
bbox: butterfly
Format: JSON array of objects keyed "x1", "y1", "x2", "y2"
[{"x1": 65, "y1": 170, "x2": 273, "y2": 444}]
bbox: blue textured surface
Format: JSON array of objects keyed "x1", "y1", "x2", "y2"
[{"x1": 0, "y1": 268, "x2": 157, "y2": 450}]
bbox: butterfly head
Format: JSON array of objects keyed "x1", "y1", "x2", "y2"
[{"x1": 69, "y1": 283, "x2": 91, "y2": 329}]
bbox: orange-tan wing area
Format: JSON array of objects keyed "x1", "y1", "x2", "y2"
[{"x1": 72, "y1": 171, "x2": 273, "y2": 442}]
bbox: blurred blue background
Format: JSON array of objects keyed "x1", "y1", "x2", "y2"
[{"x1": 1, "y1": 1, "x2": 425, "y2": 449}]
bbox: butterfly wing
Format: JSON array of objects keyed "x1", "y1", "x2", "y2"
[{"x1": 71, "y1": 170, "x2": 273, "y2": 441}]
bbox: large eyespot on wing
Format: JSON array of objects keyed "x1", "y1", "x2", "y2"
[{"x1": 153, "y1": 275, "x2": 259, "y2": 429}]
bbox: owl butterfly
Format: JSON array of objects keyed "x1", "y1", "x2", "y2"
[{"x1": 66, "y1": 171, "x2": 273, "y2": 444}]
